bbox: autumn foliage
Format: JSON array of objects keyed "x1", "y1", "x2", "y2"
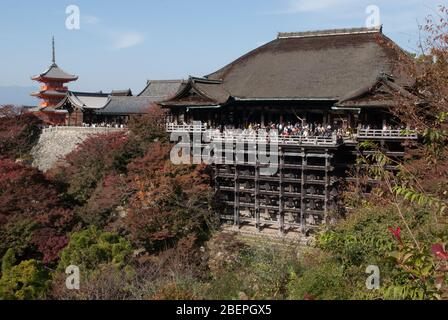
[
  {"x1": 0, "y1": 104, "x2": 220, "y2": 299},
  {"x1": 0, "y1": 106, "x2": 43, "y2": 161}
]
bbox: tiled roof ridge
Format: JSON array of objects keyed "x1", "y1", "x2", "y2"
[{"x1": 278, "y1": 26, "x2": 382, "y2": 39}]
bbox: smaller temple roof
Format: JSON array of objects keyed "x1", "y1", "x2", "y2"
[
  {"x1": 53, "y1": 80, "x2": 187, "y2": 116},
  {"x1": 138, "y1": 80, "x2": 184, "y2": 99},
  {"x1": 96, "y1": 96, "x2": 155, "y2": 115},
  {"x1": 55, "y1": 91, "x2": 110, "y2": 110}
]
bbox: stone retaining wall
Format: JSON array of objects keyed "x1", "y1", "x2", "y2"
[{"x1": 31, "y1": 127, "x2": 125, "y2": 172}]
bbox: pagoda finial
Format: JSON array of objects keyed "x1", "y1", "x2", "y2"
[{"x1": 52, "y1": 36, "x2": 56, "y2": 64}]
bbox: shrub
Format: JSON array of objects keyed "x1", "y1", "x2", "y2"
[
  {"x1": 1, "y1": 248, "x2": 16, "y2": 272},
  {"x1": 50, "y1": 131, "x2": 129, "y2": 204},
  {"x1": 317, "y1": 206, "x2": 427, "y2": 268},
  {"x1": 0, "y1": 250, "x2": 50, "y2": 300},
  {"x1": 127, "y1": 103, "x2": 169, "y2": 148},
  {"x1": 151, "y1": 282, "x2": 199, "y2": 300},
  {"x1": 76, "y1": 174, "x2": 129, "y2": 228},
  {"x1": 288, "y1": 256, "x2": 351, "y2": 300},
  {"x1": 124, "y1": 143, "x2": 218, "y2": 253},
  {"x1": 0, "y1": 217, "x2": 37, "y2": 260},
  {"x1": 0, "y1": 107, "x2": 43, "y2": 161},
  {"x1": 58, "y1": 226, "x2": 133, "y2": 275},
  {"x1": 206, "y1": 245, "x2": 299, "y2": 300},
  {"x1": 0, "y1": 159, "x2": 63, "y2": 223}
]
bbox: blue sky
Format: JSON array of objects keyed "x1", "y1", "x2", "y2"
[{"x1": 0, "y1": 0, "x2": 445, "y2": 96}]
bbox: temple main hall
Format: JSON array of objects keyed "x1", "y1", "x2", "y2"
[{"x1": 161, "y1": 26, "x2": 420, "y2": 237}]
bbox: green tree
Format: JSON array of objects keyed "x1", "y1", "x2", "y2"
[
  {"x1": 1, "y1": 248, "x2": 16, "y2": 272},
  {"x1": 0, "y1": 218, "x2": 37, "y2": 260},
  {"x1": 0, "y1": 250, "x2": 50, "y2": 300},
  {"x1": 58, "y1": 226, "x2": 132, "y2": 274}
]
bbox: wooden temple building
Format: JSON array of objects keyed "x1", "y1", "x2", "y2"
[
  {"x1": 161, "y1": 27, "x2": 420, "y2": 236},
  {"x1": 51, "y1": 80, "x2": 184, "y2": 126}
]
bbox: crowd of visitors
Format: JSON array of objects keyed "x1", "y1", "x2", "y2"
[
  {"x1": 167, "y1": 121, "x2": 416, "y2": 140},
  {"x1": 82, "y1": 122, "x2": 126, "y2": 129},
  {"x1": 193, "y1": 122, "x2": 347, "y2": 139}
]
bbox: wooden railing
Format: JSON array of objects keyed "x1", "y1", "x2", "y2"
[
  {"x1": 167, "y1": 125, "x2": 339, "y2": 146},
  {"x1": 166, "y1": 123, "x2": 207, "y2": 133},
  {"x1": 357, "y1": 129, "x2": 418, "y2": 140},
  {"x1": 165, "y1": 124, "x2": 418, "y2": 144},
  {"x1": 209, "y1": 134, "x2": 339, "y2": 146},
  {"x1": 42, "y1": 126, "x2": 127, "y2": 134}
]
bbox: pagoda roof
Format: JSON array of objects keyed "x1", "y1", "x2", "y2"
[
  {"x1": 31, "y1": 89, "x2": 67, "y2": 98},
  {"x1": 32, "y1": 63, "x2": 78, "y2": 82}
]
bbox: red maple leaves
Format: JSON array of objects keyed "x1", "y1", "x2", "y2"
[
  {"x1": 388, "y1": 226, "x2": 403, "y2": 246},
  {"x1": 431, "y1": 244, "x2": 448, "y2": 261}
]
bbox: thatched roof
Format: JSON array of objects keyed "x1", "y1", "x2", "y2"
[{"x1": 162, "y1": 27, "x2": 414, "y2": 107}]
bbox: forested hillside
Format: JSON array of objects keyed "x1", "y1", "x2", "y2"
[{"x1": 0, "y1": 10, "x2": 447, "y2": 300}]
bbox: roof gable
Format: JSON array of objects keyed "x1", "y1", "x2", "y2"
[
  {"x1": 161, "y1": 77, "x2": 230, "y2": 106},
  {"x1": 336, "y1": 74, "x2": 419, "y2": 108}
]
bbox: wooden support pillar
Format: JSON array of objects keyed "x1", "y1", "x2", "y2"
[
  {"x1": 323, "y1": 111, "x2": 328, "y2": 127},
  {"x1": 324, "y1": 150, "x2": 330, "y2": 225},
  {"x1": 300, "y1": 148, "x2": 307, "y2": 233},
  {"x1": 355, "y1": 144, "x2": 361, "y2": 192},
  {"x1": 255, "y1": 159, "x2": 261, "y2": 232},
  {"x1": 253, "y1": 139, "x2": 259, "y2": 231},
  {"x1": 214, "y1": 165, "x2": 220, "y2": 194},
  {"x1": 261, "y1": 107, "x2": 265, "y2": 126},
  {"x1": 214, "y1": 165, "x2": 222, "y2": 222},
  {"x1": 234, "y1": 141, "x2": 240, "y2": 229},
  {"x1": 206, "y1": 111, "x2": 211, "y2": 127},
  {"x1": 279, "y1": 147, "x2": 285, "y2": 235},
  {"x1": 234, "y1": 164, "x2": 240, "y2": 229}
]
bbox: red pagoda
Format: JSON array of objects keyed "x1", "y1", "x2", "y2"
[{"x1": 31, "y1": 37, "x2": 78, "y2": 108}]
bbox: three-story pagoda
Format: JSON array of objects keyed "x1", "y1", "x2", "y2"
[{"x1": 31, "y1": 38, "x2": 78, "y2": 108}]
